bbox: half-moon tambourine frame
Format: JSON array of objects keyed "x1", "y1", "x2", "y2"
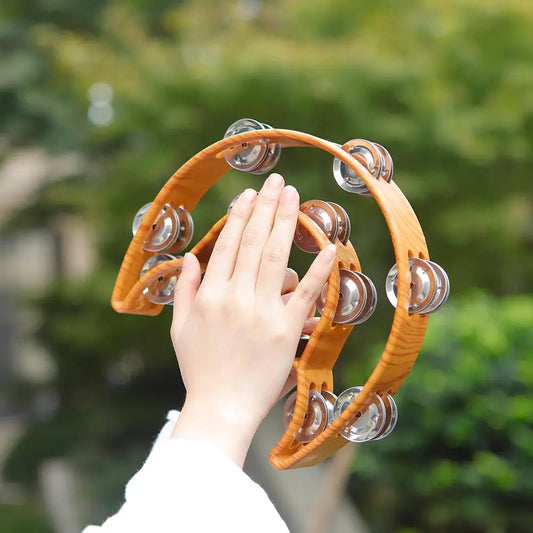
[{"x1": 111, "y1": 128, "x2": 429, "y2": 470}]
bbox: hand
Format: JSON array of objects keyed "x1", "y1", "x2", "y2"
[{"x1": 170, "y1": 174, "x2": 336, "y2": 466}]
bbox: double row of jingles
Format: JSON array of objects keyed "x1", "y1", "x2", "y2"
[{"x1": 112, "y1": 119, "x2": 450, "y2": 470}]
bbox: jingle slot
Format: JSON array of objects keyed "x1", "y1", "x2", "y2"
[
  {"x1": 294, "y1": 200, "x2": 339, "y2": 253},
  {"x1": 386, "y1": 258, "x2": 447, "y2": 314},
  {"x1": 373, "y1": 393, "x2": 398, "y2": 441},
  {"x1": 333, "y1": 386, "x2": 386, "y2": 443},
  {"x1": 316, "y1": 269, "x2": 377, "y2": 325},
  {"x1": 140, "y1": 254, "x2": 181, "y2": 305},
  {"x1": 283, "y1": 390, "x2": 329, "y2": 443},
  {"x1": 295, "y1": 335, "x2": 310, "y2": 358},
  {"x1": 223, "y1": 118, "x2": 281, "y2": 174}
]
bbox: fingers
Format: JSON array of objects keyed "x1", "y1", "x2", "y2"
[
  {"x1": 171, "y1": 253, "x2": 202, "y2": 335},
  {"x1": 286, "y1": 244, "x2": 337, "y2": 328},
  {"x1": 302, "y1": 316, "x2": 320, "y2": 334},
  {"x1": 255, "y1": 185, "x2": 299, "y2": 298},
  {"x1": 231, "y1": 174, "x2": 285, "y2": 289},
  {"x1": 281, "y1": 268, "x2": 299, "y2": 295},
  {"x1": 202, "y1": 188, "x2": 257, "y2": 284}
]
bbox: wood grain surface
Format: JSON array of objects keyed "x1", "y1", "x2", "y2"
[{"x1": 111, "y1": 128, "x2": 430, "y2": 469}]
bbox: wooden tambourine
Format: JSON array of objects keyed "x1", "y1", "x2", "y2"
[{"x1": 111, "y1": 119, "x2": 449, "y2": 470}]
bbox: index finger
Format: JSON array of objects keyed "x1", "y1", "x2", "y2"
[{"x1": 202, "y1": 188, "x2": 257, "y2": 284}]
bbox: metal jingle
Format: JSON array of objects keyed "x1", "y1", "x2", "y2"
[
  {"x1": 227, "y1": 193, "x2": 241, "y2": 214},
  {"x1": 140, "y1": 203, "x2": 181, "y2": 253},
  {"x1": 385, "y1": 258, "x2": 439, "y2": 314},
  {"x1": 333, "y1": 139, "x2": 382, "y2": 195},
  {"x1": 140, "y1": 253, "x2": 180, "y2": 305},
  {"x1": 132, "y1": 202, "x2": 152, "y2": 236},
  {"x1": 373, "y1": 142, "x2": 394, "y2": 182},
  {"x1": 333, "y1": 386, "x2": 386, "y2": 443},
  {"x1": 421, "y1": 260, "x2": 450, "y2": 314},
  {"x1": 320, "y1": 390, "x2": 338, "y2": 425},
  {"x1": 373, "y1": 393, "x2": 398, "y2": 441},
  {"x1": 227, "y1": 191, "x2": 259, "y2": 214},
  {"x1": 283, "y1": 390, "x2": 329, "y2": 443},
  {"x1": 327, "y1": 202, "x2": 351, "y2": 245},
  {"x1": 166, "y1": 207, "x2": 194, "y2": 254},
  {"x1": 294, "y1": 200, "x2": 339, "y2": 253},
  {"x1": 349, "y1": 271, "x2": 378, "y2": 325},
  {"x1": 249, "y1": 141, "x2": 281, "y2": 175},
  {"x1": 316, "y1": 269, "x2": 367, "y2": 325},
  {"x1": 223, "y1": 118, "x2": 276, "y2": 173}
]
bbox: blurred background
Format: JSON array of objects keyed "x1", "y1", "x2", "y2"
[{"x1": 0, "y1": 0, "x2": 532, "y2": 532}]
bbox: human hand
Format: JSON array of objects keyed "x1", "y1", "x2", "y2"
[{"x1": 170, "y1": 174, "x2": 336, "y2": 466}]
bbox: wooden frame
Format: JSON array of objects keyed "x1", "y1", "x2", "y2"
[{"x1": 112, "y1": 129, "x2": 429, "y2": 470}]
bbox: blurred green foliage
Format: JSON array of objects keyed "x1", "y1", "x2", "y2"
[
  {"x1": 351, "y1": 292, "x2": 533, "y2": 532},
  {"x1": 1, "y1": 0, "x2": 531, "y2": 530},
  {"x1": 0, "y1": 503, "x2": 53, "y2": 533}
]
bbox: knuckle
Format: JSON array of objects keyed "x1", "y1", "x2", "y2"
[
  {"x1": 297, "y1": 284, "x2": 317, "y2": 304},
  {"x1": 263, "y1": 246, "x2": 285, "y2": 264},
  {"x1": 213, "y1": 237, "x2": 233, "y2": 255},
  {"x1": 242, "y1": 228, "x2": 264, "y2": 247},
  {"x1": 276, "y1": 209, "x2": 295, "y2": 222}
]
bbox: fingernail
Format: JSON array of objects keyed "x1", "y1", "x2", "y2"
[
  {"x1": 265, "y1": 173, "x2": 284, "y2": 190},
  {"x1": 281, "y1": 185, "x2": 298, "y2": 205},
  {"x1": 239, "y1": 188, "x2": 257, "y2": 204},
  {"x1": 182, "y1": 253, "x2": 193, "y2": 272},
  {"x1": 323, "y1": 244, "x2": 337, "y2": 259}
]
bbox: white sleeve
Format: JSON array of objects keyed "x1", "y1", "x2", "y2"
[{"x1": 82, "y1": 411, "x2": 289, "y2": 533}]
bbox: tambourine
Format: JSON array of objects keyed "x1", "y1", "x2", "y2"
[{"x1": 111, "y1": 119, "x2": 449, "y2": 470}]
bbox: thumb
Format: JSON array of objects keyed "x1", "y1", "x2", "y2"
[{"x1": 171, "y1": 253, "x2": 201, "y2": 335}]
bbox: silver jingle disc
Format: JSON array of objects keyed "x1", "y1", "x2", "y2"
[
  {"x1": 333, "y1": 155, "x2": 370, "y2": 195},
  {"x1": 373, "y1": 393, "x2": 398, "y2": 441},
  {"x1": 333, "y1": 140, "x2": 383, "y2": 195},
  {"x1": 374, "y1": 143, "x2": 394, "y2": 182},
  {"x1": 327, "y1": 202, "x2": 351, "y2": 245},
  {"x1": 333, "y1": 386, "x2": 386, "y2": 443},
  {"x1": 385, "y1": 258, "x2": 439, "y2": 314},
  {"x1": 316, "y1": 269, "x2": 367, "y2": 324},
  {"x1": 227, "y1": 193, "x2": 241, "y2": 213},
  {"x1": 140, "y1": 253, "x2": 180, "y2": 305},
  {"x1": 320, "y1": 390, "x2": 338, "y2": 425},
  {"x1": 132, "y1": 202, "x2": 152, "y2": 236},
  {"x1": 167, "y1": 207, "x2": 194, "y2": 254},
  {"x1": 142, "y1": 204, "x2": 181, "y2": 253},
  {"x1": 294, "y1": 200, "x2": 339, "y2": 253},
  {"x1": 228, "y1": 191, "x2": 259, "y2": 213},
  {"x1": 283, "y1": 390, "x2": 329, "y2": 443},
  {"x1": 410, "y1": 258, "x2": 438, "y2": 313},
  {"x1": 349, "y1": 271, "x2": 378, "y2": 325},
  {"x1": 421, "y1": 260, "x2": 450, "y2": 314},
  {"x1": 250, "y1": 141, "x2": 281, "y2": 175},
  {"x1": 223, "y1": 118, "x2": 270, "y2": 172}
]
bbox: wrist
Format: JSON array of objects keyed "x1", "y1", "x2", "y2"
[{"x1": 171, "y1": 396, "x2": 260, "y2": 468}]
